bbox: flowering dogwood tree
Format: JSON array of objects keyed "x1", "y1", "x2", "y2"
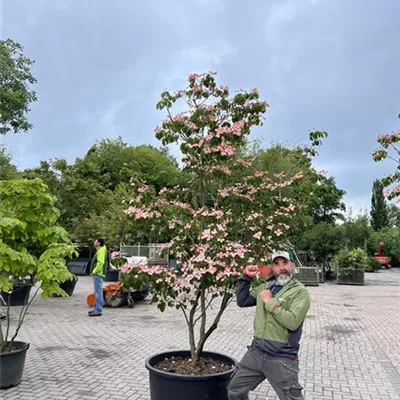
[
  {"x1": 373, "y1": 113, "x2": 400, "y2": 200},
  {"x1": 121, "y1": 72, "x2": 326, "y2": 365}
]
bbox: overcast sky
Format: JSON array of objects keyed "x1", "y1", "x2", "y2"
[{"x1": 1, "y1": 0, "x2": 399, "y2": 212}]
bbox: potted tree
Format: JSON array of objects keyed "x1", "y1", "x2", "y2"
[
  {"x1": 334, "y1": 248, "x2": 367, "y2": 285},
  {"x1": 120, "y1": 72, "x2": 326, "y2": 400},
  {"x1": 0, "y1": 179, "x2": 76, "y2": 389}
]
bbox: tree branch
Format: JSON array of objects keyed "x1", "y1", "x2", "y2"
[
  {"x1": 195, "y1": 290, "x2": 231, "y2": 361},
  {"x1": 8, "y1": 285, "x2": 40, "y2": 351}
]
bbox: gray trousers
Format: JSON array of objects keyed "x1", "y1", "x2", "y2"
[{"x1": 227, "y1": 345, "x2": 304, "y2": 400}]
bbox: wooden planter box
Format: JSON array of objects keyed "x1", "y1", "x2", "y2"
[
  {"x1": 295, "y1": 266, "x2": 319, "y2": 286},
  {"x1": 337, "y1": 269, "x2": 365, "y2": 286}
]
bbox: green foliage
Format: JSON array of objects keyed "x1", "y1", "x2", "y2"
[
  {"x1": 0, "y1": 179, "x2": 76, "y2": 349},
  {"x1": 21, "y1": 138, "x2": 181, "y2": 244},
  {"x1": 0, "y1": 179, "x2": 76, "y2": 290},
  {"x1": 298, "y1": 222, "x2": 344, "y2": 262},
  {"x1": 365, "y1": 256, "x2": 382, "y2": 272},
  {"x1": 370, "y1": 179, "x2": 389, "y2": 231},
  {"x1": 368, "y1": 227, "x2": 400, "y2": 259},
  {"x1": 387, "y1": 204, "x2": 400, "y2": 228},
  {"x1": 333, "y1": 249, "x2": 369, "y2": 277},
  {"x1": 310, "y1": 176, "x2": 346, "y2": 224},
  {"x1": 251, "y1": 144, "x2": 346, "y2": 244},
  {"x1": 341, "y1": 213, "x2": 372, "y2": 251},
  {"x1": 110, "y1": 257, "x2": 128, "y2": 269},
  {"x1": 0, "y1": 145, "x2": 19, "y2": 180},
  {"x1": 0, "y1": 39, "x2": 37, "y2": 135}
]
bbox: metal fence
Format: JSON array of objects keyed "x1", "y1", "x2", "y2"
[{"x1": 119, "y1": 243, "x2": 170, "y2": 264}]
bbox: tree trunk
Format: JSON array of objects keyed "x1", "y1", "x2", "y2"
[{"x1": 194, "y1": 292, "x2": 230, "y2": 363}]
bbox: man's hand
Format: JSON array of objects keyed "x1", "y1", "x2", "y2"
[
  {"x1": 244, "y1": 265, "x2": 259, "y2": 278},
  {"x1": 260, "y1": 289, "x2": 272, "y2": 303}
]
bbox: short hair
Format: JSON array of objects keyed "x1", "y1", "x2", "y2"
[{"x1": 97, "y1": 238, "x2": 105, "y2": 246}]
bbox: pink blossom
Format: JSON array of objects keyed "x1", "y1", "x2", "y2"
[
  {"x1": 253, "y1": 232, "x2": 262, "y2": 240},
  {"x1": 216, "y1": 188, "x2": 229, "y2": 199},
  {"x1": 200, "y1": 229, "x2": 213, "y2": 241},
  {"x1": 274, "y1": 229, "x2": 283, "y2": 237}
]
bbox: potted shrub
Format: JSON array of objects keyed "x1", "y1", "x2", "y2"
[
  {"x1": 334, "y1": 248, "x2": 367, "y2": 285},
  {"x1": 120, "y1": 72, "x2": 326, "y2": 400},
  {"x1": 0, "y1": 179, "x2": 76, "y2": 389}
]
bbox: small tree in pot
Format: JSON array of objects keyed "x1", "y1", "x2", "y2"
[
  {"x1": 120, "y1": 72, "x2": 326, "y2": 400},
  {"x1": 0, "y1": 179, "x2": 76, "y2": 389}
]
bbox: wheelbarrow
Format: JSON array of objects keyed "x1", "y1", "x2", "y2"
[{"x1": 87, "y1": 281, "x2": 150, "y2": 308}]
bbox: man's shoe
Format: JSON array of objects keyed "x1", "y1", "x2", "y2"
[{"x1": 88, "y1": 311, "x2": 102, "y2": 317}]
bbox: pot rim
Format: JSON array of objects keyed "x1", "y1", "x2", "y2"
[
  {"x1": 0, "y1": 341, "x2": 30, "y2": 356},
  {"x1": 145, "y1": 349, "x2": 236, "y2": 381}
]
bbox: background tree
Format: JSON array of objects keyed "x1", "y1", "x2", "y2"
[
  {"x1": 0, "y1": 39, "x2": 37, "y2": 135},
  {"x1": 0, "y1": 145, "x2": 19, "y2": 180},
  {"x1": 368, "y1": 227, "x2": 400, "y2": 260},
  {"x1": 387, "y1": 203, "x2": 400, "y2": 228},
  {"x1": 342, "y1": 212, "x2": 372, "y2": 251},
  {"x1": 309, "y1": 176, "x2": 346, "y2": 224},
  {"x1": 370, "y1": 179, "x2": 389, "y2": 231},
  {"x1": 298, "y1": 222, "x2": 344, "y2": 263},
  {"x1": 22, "y1": 138, "x2": 182, "y2": 245}
]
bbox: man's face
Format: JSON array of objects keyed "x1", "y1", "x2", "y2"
[
  {"x1": 94, "y1": 240, "x2": 100, "y2": 248},
  {"x1": 272, "y1": 257, "x2": 293, "y2": 285}
]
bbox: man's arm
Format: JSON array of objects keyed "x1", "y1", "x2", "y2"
[
  {"x1": 264, "y1": 288, "x2": 310, "y2": 331},
  {"x1": 237, "y1": 275, "x2": 257, "y2": 307}
]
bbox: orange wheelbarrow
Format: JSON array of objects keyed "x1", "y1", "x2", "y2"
[{"x1": 87, "y1": 281, "x2": 135, "y2": 308}]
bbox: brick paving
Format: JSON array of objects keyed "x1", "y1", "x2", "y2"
[{"x1": 1, "y1": 269, "x2": 400, "y2": 400}]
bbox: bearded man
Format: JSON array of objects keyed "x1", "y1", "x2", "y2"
[{"x1": 227, "y1": 250, "x2": 310, "y2": 400}]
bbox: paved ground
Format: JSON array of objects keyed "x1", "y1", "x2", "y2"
[{"x1": 1, "y1": 269, "x2": 400, "y2": 400}]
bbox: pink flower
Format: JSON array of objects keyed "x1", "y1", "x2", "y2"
[
  {"x1": 200, "y1": 229, "x2": 213, "y2": 241},
  {"x1": 253, "y1": 232, "x2": 262, "y2": 240},
  {"x1": 274, "y1": 229, "x2": 283, "y2": 237},
  {"x1": 219, "y1": 189, "x2": 230, "y2": 198},
  {"x1": 384, "y1": 190, "x2": 392, "y2": 198}
]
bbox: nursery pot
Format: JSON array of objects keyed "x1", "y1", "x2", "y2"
[
  {"x1": 1, "y1": 284, "x2": 32, "y2": 306},
  {"x1": 104, "y1": 269, "x2": 119, "y2": 282},
  {"x1": 0, "y1": 341, "x2": 30, "y2": 389},
  {"x1": 52, "y1": 278, "x2": 78, "y2": 297},
  {"x1": 145, "y1": 350, "x2": 236, "y2": 400}
]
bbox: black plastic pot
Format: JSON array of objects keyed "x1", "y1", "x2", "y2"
[
  {"x1": 1, "y1": 285, "x2": 32, "y2": 306},
  {"x1": 145, "y1": 350, "x2": 236, "y2": 400},
  {"x1": 52, "y1": 278, "x2": 78, "y2": 297},
  {"x1": 0, "y1": 341, "x2": 30, "y2": 389},
  {"x1": 104, "y1": 269, "x2": 119, "y2": 282},
  {"x1": 131, "y1": 284, "x2": 151, "y2": 301}
]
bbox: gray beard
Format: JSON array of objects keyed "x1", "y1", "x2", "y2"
[{"x1": 276, "y1": 275, "x2": 291, "y2": 286}]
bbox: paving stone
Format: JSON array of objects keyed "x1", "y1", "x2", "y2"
[{"x1": 1, "y1": 269, "x2": 400, "y2": 399}]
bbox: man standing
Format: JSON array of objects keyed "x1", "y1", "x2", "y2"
[
  {"x1": 227, "y1": 250, "x2": 310, "y2": 400},
  {"x1": 89, "y1": 238, "x2": 107, "y2": 317}
]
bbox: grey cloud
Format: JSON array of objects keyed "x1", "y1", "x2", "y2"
[{"x1": 2, "y1": 0, "x2": 399, "y2": 211}]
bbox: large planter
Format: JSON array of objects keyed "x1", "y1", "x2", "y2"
[
  {"x1": 0, "y1": 341, "x2": 29, "y2": 389},
  {"x1": 52, "y1": 278, "x2": 78, "y2": 297},
  {"x1": 295, "y1": 266, "x2": 319, "y2": 286},
  {"x1": 130, "y1": 284, "x2": 151, "y2": 302},
  {"x1": 145, "y1": 350, "x2": 236, "y2": 400},
  {"x1": 104, "y1": 269, "x2": 119, "y2": 282},
  {"x1": 337, "y1": 269, "x2": 365, "y2": 285},
  {"x1": 1, "y1": 284, "x2": 32, "y2": 306}
]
